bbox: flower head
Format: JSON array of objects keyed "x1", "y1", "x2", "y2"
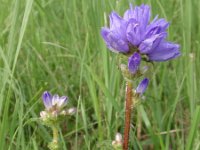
[
  {"x1": 101, "y1": 4, "x2": 180, "y2": 73},
  {"x1": 135, "y1": 78, "x2": 149, "y2": 95},
  {"x1": 42, "y1": 91, "x2": 68, "y2": 111}
]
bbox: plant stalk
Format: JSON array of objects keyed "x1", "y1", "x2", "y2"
[
  {"x1": 48, "y1": 126, "x2": 59, "y2": 150},
  {"x1": 123, "y1": 82, "x2": 133, "y2": 150},
  {"x1": 53, "y1": 126, "x2": 58, "y2": 143}
]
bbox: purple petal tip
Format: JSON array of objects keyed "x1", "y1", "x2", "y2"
[
  {"x1": 42, "y1": 91, "x2": 52, "y2": 109},
  {"x1": 136, "y1": 78, "x2": 149, "y2": 95}
]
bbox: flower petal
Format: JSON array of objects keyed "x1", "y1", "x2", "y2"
[
  {"x1": 123, "y1": 4, "x2": 134, "y2": 20},
  {"x1": 57, "y1": 96, "x2": 68, "y2": 107},
  {"x1": 101, "y1": 27, "x2": 129, "y2": 53},
  {"x1": 145, "y1": 18, "x2": 169, "y2": 38},
  {"x1": 128, "y1": 52, "x2": 141, "y2": 74},
  {"x1": 42, "y1": 91, "x2": 52, "y2": 110},
  {"x1": 150, "y1": 18, "x2": 169, "y2": 29},
  {"x1": 110, "y1": 12, "x2": 127, "y2": 39},
  {"x1": 139, "y1": 32, "x2": 167, "y2": 53},
  {"x1": 148, "y1": 41, "x2": 180, "y2": 61},
  {"x1": 126, "y1": 19, "x2": 144, "y2": 46},
  {"x1": 110, "y1": 12, "x2": 124, "y2": 30},
  {"x1": 52, "y1": 94, "x2": 59, "y2": 106},
  {"x1": 136, "y1": 78, "x2": 149, "y2": 95},
  {"x1": 124, "y1": 4, "x2": 151, "y2": 28},
  {"x1": 101, "y1": 12, "x2": 129, "y2": 53}
]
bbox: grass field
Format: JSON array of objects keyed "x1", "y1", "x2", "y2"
[{"x1": 0, "y1": 0, "x2": 200, "y2": 149}]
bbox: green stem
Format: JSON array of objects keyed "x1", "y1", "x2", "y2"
[
  {"x1": 53, "y1": 126, "x2": 59, "y2": 144},
  {"x1": 48, "y1": 126, "x2": 59, "y2": 150}
]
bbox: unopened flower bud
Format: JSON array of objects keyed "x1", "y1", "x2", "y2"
[
  {"x1": 40, "y1": 111, "x2": 48, "y2": 122},
  {"x1": 67, "y1": 107, "x2": 77, "y2": 115},
  {"x1": 112, "y1": 133, "x2": 122, "y2": 150},
  {"x1": 51, "y1": 110, "x2": 58, "y2": 118},
  {"x1": 128, "y1": 52, "x2": 141, "y2": 74},
  {"x1": 60, "y1": 110, "x2": 67, "y2": 115},
  {"x1": 40, "y1": 111, "x2": 47, "y2": 118},
  {"x1": 115, "y1": 133, "x2": 122, "y2": 143},
  {"x1": 120, "y1": 64, "x2": 128, "y2": 73}
]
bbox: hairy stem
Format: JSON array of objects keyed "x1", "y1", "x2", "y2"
[
  {"x1": 53, "y1": 126, "x2": 58, "y2": 143},
  {"x1": 123, "y1": 82, "x2": 133, "y2": 150},
  {"x1": 48, "y1": 126, "x2": 59, "y2": 150}
]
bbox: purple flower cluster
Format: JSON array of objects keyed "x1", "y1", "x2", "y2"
[
  {"x1": 40, "y1": 91, "x2": 76, "y2": 125},
  {"x1": 42, "y1": 91, "x2": 68, "y2": 111},
  {"x1": 101, "y1": 4, "x2": 180, "y2": 74}
]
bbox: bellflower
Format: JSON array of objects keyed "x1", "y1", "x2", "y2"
[
  {"x1": 40, "y1": 91, "x2": 75, "y2": 150},
  {"x1": 42, "y1": 91, "x2": 68, "y2": 111},
  {"x1": 101, "y1": 4, "x2": 180, "y2": 73}
]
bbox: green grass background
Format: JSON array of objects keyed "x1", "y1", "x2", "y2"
[{"x1": 0, "y1": 0, "x2": 199, "y2": 149}]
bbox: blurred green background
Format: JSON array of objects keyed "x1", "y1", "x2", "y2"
[{"x1": 0, "y1": 0, "x2": 199, "y2": 149}]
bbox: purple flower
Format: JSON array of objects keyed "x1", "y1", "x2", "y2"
[
  {"x1": 136, "y1": 78, "x2": 149, "y2": 95},
  {"x1": 42, "y1": 91, "x2": 52, "y2": 110},
  {"x1": 42, "y1": 91, "x2": 68, "y2": 111},
  {"x1": 128, "y1": 52, "x2": 141, "y2": 74},
  {"x1": 101, "y1": 4, "x2": 180, "y2": 71},
  {"x1": 101, "y1": 12, "x2": 129, "y2": 53}
]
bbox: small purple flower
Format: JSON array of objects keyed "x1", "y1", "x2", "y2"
[
  {"x1": 42, "y1": 91, "x2": 68, "y2": 111},
  {"x1": 101, "y1": 4, "x2": 180, "y2": 71},
  {"x1": 128, "y1": 52, "x2": 141, "y2": 74},
  {"x1": 136, "y1": 78, "x2": 149, "y2": 95},
  {"x1": 42, "y1": 91, "x2": 52, "y2": 110}
]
